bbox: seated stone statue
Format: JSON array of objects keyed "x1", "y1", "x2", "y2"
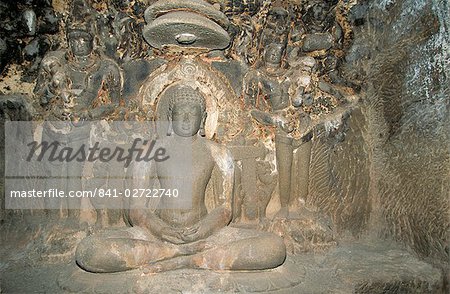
[{"x1": 75, "y1": 85, "x2": 286, "y2": 273}]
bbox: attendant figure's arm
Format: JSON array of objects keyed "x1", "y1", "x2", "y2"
[
  {"x1": 250, "y1": 77, "x2": 294, "y2": 133},
  {"x1": 34, "y1": 53, "x2": 65, "y2": 105},
  {"x1": 102, "y1": 61, "x2": 124, "y2": 105},
  {"x1": 243, "y1": 71, "x2": 259, "y2": 108},
  {"x1": 280, "y1": 78, "x2": 291, "y2": 109},
  {"x1": 77, "y1": 60, "x2": 124, "y2": 120}
]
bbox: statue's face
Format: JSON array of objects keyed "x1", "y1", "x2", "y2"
[
  {"x1": 265, "y1": 46, "x2": 283, "y2": 66},
  {"x1": 68, "y1": 32, "x2": 94, "y2": 57},
  {"x1": 267, "y1": 9, "x2": 289, "y2": 34},
  {"x1": 171, "y1": 102, "x2": 203, "y2": 137}
]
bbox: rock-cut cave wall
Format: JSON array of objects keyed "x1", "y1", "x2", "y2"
[
  {"x1": 0, "y1": 0, "x2": 448, "y2": 287},
  {"x1": 286, "y1": 0, "x2": 449, "y2": 275},
  {"x1": 349, "y1": 0, "x2": 449, "y2": 269}
]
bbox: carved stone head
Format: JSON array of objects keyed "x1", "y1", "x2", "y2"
[
  {"x1": 267, "y1": 7, "x2": 289, "y2": 34},
  {"x1": 167, "y1": 85, "x2": 207, "y2": 137},
  {"x1": 264, "y1": 43, "x2": 285, "y2": 67},
  {"x1": 67, "y1": 28, "x2": 94, "y2": 57}
]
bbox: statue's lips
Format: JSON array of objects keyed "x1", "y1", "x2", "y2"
[{"x1": 181, "y1": 124, "x2": 192, "y2": 131}]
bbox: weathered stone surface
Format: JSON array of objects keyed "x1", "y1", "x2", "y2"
[
  {"x1": 224, "y1": 0, "x2": 261, "y2": 16},
  {"x1": 308, "y1": 108, "x2": 371, "y2": 235},
  {"x1": 0, "y1": 94, "x2": 34, "y2": 120},
  {"x1": 211, "y1": 60, "x2": 246, "y2": 96},
  {"x1": 297, "y1": 56, "x2": 317, "y2": 70},
  {"x1": 0, "y1": 0, "x2": 448, "y2": 292},
  {"x1": 1, "y1": 240, "x2": 443, "y2": 293},
  {"x1": 0, "y1": 0, "x2": 60, "y2": 75},
  {"x1": 332, "y1": 242, "x2": 444, "y2": 293},
  {"x1": 347, "y1": 0, "x2": 449, "y2": 271},
  {"x1": 302, "y1": 33, "x2": 334, "y2": 52},
  {"x1": 295, "y1": 241, "x2": 444, "y2": 293},
  {"x1": 122, "y1": 58, "x2": 167, "y2": 100},
  {"x1": 297, "y1": 73, "x2": 312, "y2": 88},
  {"x1": 144, "y1": 11, "x2": 230, "y2": 50},
  {"x1": 268, "y1": 208, "x2": 336, "y2": 254}
]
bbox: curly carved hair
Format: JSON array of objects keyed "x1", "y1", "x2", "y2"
[{"x1": 168, "y1": 85, "x2": 206, "y2": 114}]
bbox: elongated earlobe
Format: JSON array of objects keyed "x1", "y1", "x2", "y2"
[
  {"x1": 199, "y1": 112, "x2": 207, "y2": 137},
  {"x1": 199, "y1": 124, "x2": 205, "y2": 137},
  {"x1": 167, "y1": 113, "x2": 173, "y2": 136}
]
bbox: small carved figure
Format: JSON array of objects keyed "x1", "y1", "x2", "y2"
[
  {"x1": 75, "y1": 84, "x2": 286, "y2": 273},
  {"x1": 228, "y1": 144, "x2": 275, "y2": 225},
  {"x1": 34, "y1": 24, "x2": 123, "y2": 121},
  {"x1": 245, "y1": 43, "x2": 290, "y2": 113},
  {"x1": 221, "y1": 0, "x2": 261, "y2": 16},
  {"x1": 110, "y1": 0, "x2": 148, "y2": 62}
]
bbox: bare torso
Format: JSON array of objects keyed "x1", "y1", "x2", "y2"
[{"x1": 156, "y1": 137, "x2": 214, "y2": 227}]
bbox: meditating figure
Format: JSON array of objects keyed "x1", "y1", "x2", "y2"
[{"x1": 75, "y1": 84, "x2": 286, "y2": 273}]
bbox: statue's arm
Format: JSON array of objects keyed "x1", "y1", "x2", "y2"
[
  {"x1": 34, "y1": 53, "x2": 64, "y2": 105},
  {"x1": 126, "y1": 145, "x2": 185, "y2": 244},
  {"x1": 182, "y1": 143, "x2": 234, "y2": 243},
  {"x1": 279, "y1": 78, "x2": 291, "y2": 109},
  {"x1": 243, "y1": 70, "x2": 259, "y2": 108},
  {"x1": 80, "y1": 60, "x2": 124, "y2": 120},
  {"x1": 103, "y1": 61, "x2": 124, "y2": 104}
]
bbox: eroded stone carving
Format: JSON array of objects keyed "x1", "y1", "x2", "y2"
[
  {"x1": 75, "y1": 84, "x2": 286, "y2": 273},
  {"x1": 34, "y1": 23, "x2": 123, "y2": 121},
  {"x1": 244, "y1": 42, "x2": 313, "y2": 219},
  {"x1": 32, "y1": 10, "x2": 124, "y2": 223},
  {"x1": 22, "y1": 0, "x2": 349, "y2": 285},
  {"x1": 143, "y1": 0, "x2": 231, "y2": 51},
  {"x1": 2, "y1": 0, "x2": 447, "y2": 293}
]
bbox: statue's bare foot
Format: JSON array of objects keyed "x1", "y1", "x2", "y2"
[
  {"x1": 142, "y1": 256, "x2": 192, "y2": 274},
  {"x1": 274, "y1": 207, "x2": 289, "y2": 219}
]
